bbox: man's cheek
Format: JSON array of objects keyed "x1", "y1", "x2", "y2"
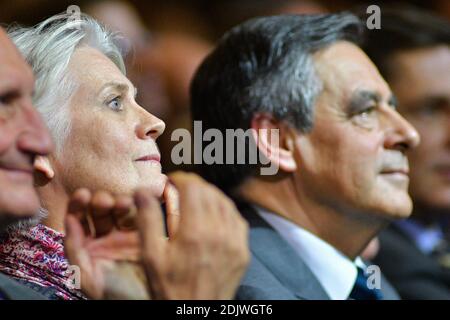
[{"x1": 0, "y1": 129, "x2": 13, "y2": 154}]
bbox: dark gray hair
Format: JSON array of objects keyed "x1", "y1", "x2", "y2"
[{"x1": 190, "y1": 13, "x2": 364, "y2": 193}]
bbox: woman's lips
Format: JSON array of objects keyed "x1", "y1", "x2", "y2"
[{"x1": 135, "y1": 155, "x2": 161, "y2": 163}]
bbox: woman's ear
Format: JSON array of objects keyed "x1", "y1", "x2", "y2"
[
  {"x1": 34, "y1": 155, "x2": 55, "y2": 180},
  {"x1": 251, "y1": 113, "x2": 297, "y2": 173}
]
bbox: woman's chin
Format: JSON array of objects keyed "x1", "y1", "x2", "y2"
[{"x1": 138, "y1": 173, "x2": 167, "y2": 198}]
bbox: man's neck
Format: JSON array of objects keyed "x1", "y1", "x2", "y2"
[{"x1": 237, "y1": 177, "x2": 387, "y2": 260}]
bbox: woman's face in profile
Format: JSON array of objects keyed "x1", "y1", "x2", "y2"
[{"x1": 54, "y1": 46, "x2": 167, "y2": 197}]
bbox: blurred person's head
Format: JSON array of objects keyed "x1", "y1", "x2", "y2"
[
  {"x1": 85, "y1": 0, "x2": 171, "y2": 120},
  {"x1": 9, "y1": 13, "x2": 166, "y2": 232},
  {"x1": 85, "y1": 0, "x2": 149, "y2": 52},
  {"x1": 364, "y1": 6, "x2": 450, "y2": 217},
  {"x1": 0, "y1": 28, "x2": 53, "y2": 230},
  {"x1": 149, "y1": 32, "x2": 212, "y2": 113},
  {"x1": 191, "y1": 13, "x2": 419, "y2": 256}
]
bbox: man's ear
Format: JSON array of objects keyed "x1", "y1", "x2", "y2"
[
  {"x1": 34, "y1": 155, "x2": 55, "y2": 180},
  {"x1": 251, "y1": 113, "x2": 297, "y2": 173}
]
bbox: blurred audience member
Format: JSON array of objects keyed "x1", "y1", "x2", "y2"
[
  {"x1": 0, "y1": 27, "x2": 53, "y2": 299},
  {"x1": 363, "y1": 6, "x2": 450, "y2": 299},
  {"x1": 191, "y1": 13, "x2": 419, "y2": 300},
  {"x1": 85, "y1": 0, "x2": 170, "y2": 120},
  {"x1": 0, "y1": 13, "x2": 249, "y2": 300}
]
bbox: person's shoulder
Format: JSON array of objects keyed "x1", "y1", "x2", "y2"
[
  {"x1": 235, "y1": 253, "x2": 301, "y2": 300},
  {"x1": 375, "y1": 225, "x2": 450, "y2": 299},
  {"x1": 0, "y1": 273, "x2": 47, "y2": 300},
  {"x1": 376, "y1": 224, "x2": 428, "y2": 268}
]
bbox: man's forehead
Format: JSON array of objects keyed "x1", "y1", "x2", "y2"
[
  {"x1": 313, "y1": 41, "x2": 390, "y2": 99},
  {"x1": 0, "y1": 28, "x2": 18, "y2": 62},
  {"x1": 0, "y1": 28, "x2": 34, "y2": 87},
  {"x1": 393, "y1": 46, "x2": 450, "y2": 80},
  {"x1": 390, "y1": 46, "x2": 450, "y2": 105}
]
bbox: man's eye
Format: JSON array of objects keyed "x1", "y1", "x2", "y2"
[
  {"x1": 356, "y1": 106, "x2": 376, "y2": 119},
  {"x1": 107, "y1": 96, "x2": 122, "y2": 111},
  {"x1": 0, "y1": 92, "x2": 18, "y2": 107},
  {"x1": 417, "y1": 104, "x2": 445, "y2": 117}
]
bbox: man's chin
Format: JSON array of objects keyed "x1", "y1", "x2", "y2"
[
  {"x1": 0, "y1": 189, "x2": 40, "y2": 219},
  {"x1": 380, "y1": 196, "x2": 413, "y2": 220}
]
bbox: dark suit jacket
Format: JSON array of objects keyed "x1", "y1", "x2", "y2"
[
  {"x1": 0, "y1": 273, "x2": 46, "y2": 300},
  {"x1": 374, "y1": 224, "x2": 450, "y2": 300},
  {"x1": 235, "y1": 201, "x2": 400, "y2": 300}
]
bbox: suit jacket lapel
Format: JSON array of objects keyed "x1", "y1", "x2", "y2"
[{"x1": 238, "y1": 201, "x2": 330, "y2": 300}]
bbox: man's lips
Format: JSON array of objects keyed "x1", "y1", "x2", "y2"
[
  {"x1": 380, "y1": 168, "x2": 409, "y2": 175},
  {"x1": 0, "y1": 163, "x2": 33, "y2": 174},
  {"x1": 0, "y1": 165, "x2": 34, "y2": 181}
]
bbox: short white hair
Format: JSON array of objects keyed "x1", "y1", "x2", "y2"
[
  {"x1": 8, "y1": 12, "x2": 126, "y2": 151},
  {"x1": 0, "y1": 13, "x2": 127, "y2": 235}
]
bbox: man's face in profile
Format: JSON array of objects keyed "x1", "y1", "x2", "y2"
[
  {"x1": 388, "y1": 46, "x2": 450, "y2": 213},
  {"x1": 293, "y1": 41, "x2": 420, "y2": 220},
  {"x1": 0, "y1": 29, "x2": 53, "y2": 223}
]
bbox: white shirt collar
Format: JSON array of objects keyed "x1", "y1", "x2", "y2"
[{"x1": 257, "y1": 206, "x2": 365, "y2": 300}]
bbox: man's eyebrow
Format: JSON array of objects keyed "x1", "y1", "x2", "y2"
[
  {"x1": 388, "y1": 94, "x2": 398, "y2": 109},
  {"x1": 347, "y1": 90, "x2": 380, "y2": 114}
]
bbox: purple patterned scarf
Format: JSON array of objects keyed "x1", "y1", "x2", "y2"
[{"x1": 0, "y1": 223, "x2": 86, "y2": 300}]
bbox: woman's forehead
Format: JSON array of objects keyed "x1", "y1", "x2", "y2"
[{"x1": 68, "y1": 47, "x2": 130, "y2": 91}]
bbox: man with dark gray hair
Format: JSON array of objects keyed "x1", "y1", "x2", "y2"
[{"x1": 191, "y1": 13, "x2": 420, "y2": 299}]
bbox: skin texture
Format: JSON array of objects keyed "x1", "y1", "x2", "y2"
[
  {"x1": 298, "y1": 41, "x2": 419, "y2": 219},
  {"x1": 388, "y1": 46, "x2": 450, "y2": 216},
  {"x1": 36, "y1": 46, "x2": 166, "y2": 232},
  {"x1": 64, "y1": 172, "x2": 249, "y2": 300},
  {"x1": 0, "y1": 28, "x2": 53, "y2": 226},
  {"x1": 240, "y1": 41, "x2": 420, "y2": 258}
]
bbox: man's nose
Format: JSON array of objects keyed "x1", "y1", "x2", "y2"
[
  {"x1": 17, "y1": 103, "x2": 54, "y2": 157},
  {"x1": 383, "y1": 109, "x2": 420, "y2": 152}
]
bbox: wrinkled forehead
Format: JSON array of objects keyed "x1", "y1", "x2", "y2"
[
  {"x1": 67, "y1": 46, "x2": 130, "y2": 91},
  {"x1": 312, "y1": 41, "x2": 391, "y2": 102}
]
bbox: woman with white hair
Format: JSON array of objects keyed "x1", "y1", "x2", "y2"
[{"x1": 0, "y1": 13, "x2": 249, "y2": 300}]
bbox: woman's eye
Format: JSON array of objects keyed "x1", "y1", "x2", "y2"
[{"x1": 107, "y1": 96, "x2": 122, "y2": 111}]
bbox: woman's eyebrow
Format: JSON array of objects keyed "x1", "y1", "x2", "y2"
[{"x1": 98, "y1": 81, "x2": 129, "y2": 95}]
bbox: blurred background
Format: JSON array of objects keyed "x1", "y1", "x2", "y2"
[{"x1": 1, "y1": 0, "x2": 448, "y2": 172}]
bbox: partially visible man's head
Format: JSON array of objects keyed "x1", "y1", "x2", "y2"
[
  {"x1": 364, "y1": 6, "x2": 450, "y2": 214},
  {"x1": 191, "y1": 13, "x2": 419, "y2": 220},
  {"x1": 9, "y1": 13, "x2": 166, "y2": 199},
  {"x1": 0, "y1": 28, "x2": 53, "y2": 228}
]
